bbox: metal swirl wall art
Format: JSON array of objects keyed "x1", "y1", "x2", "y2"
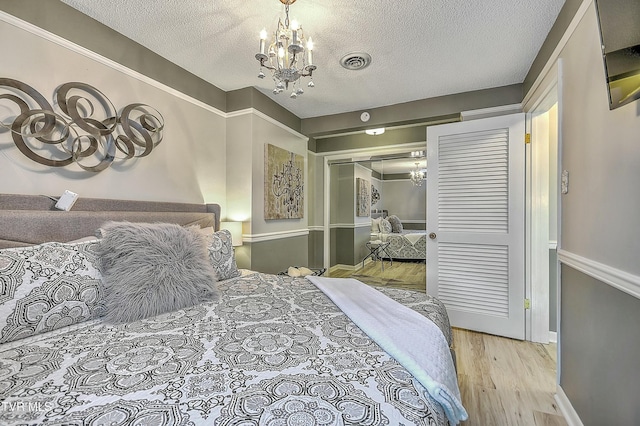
[{"x1": 0, "y1": 78, "x2": 164, "y2": 173}]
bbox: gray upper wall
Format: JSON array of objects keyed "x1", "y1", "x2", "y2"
[
  {"x1": 227, "y1": 87, "x2": 301, "y2": 133},
  {"x1": 1, "y1": 0, "x2": 577, "y2": 144},
  {"x1": 315, "y1": 125, "x2": 430, "y2": 154},
  {"x1": 0, "y1": 0, "x2": 303, "y2": 132},
  {"x1": 0, "y1": 0, "x2": 227, "y2": 112},
  {"x1": 523, "y1": 0, "x2": 585, "y2": 95},
  {"x1": 301, "y1": 85, "x2": 523, "y2": 138}
]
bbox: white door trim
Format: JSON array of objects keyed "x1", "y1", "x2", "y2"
[
  {"x1": 322, "y1": 142, "x2": 428, "y2": 269},
  {"x1": 529, "y1": 106, "x2": 551, "y2": 343},
  {"x1": 523, "y1": 60, "x2": 562, "y2": 344}
]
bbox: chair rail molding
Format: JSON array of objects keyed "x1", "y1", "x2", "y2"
[
  {"x1": 558, "y1": 249, "x2": 640, "y2": 300},
  {"x1": 243, "y1": 229, "x2": 309, "y2": 243}
]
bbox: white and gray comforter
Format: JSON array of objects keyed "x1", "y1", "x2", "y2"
[
  {"x1": 373, "y1": 231, "x2": 427, "y2": 260},
  {"x1": 0, "y1": 272, "x2": 453, "y2": 425}
]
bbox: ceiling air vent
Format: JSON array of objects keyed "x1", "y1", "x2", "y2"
[{"x1": 340, "y1": 52, "x2": 372, "y2": 71}]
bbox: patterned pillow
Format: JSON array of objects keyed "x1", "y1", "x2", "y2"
[
  {"x1": 380, "y1": 218, "x2": 393, "y2": 233},
  {"x1": 387, "y1": 215, "x2": 404, "y2": 233},
  {"x1": 0, "y1": 240, "x2": 105, "y2": 344},
  {"x1": 207, "y1": 230, "x2": 241, "y2": 280}
]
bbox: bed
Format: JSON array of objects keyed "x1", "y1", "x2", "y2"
[
  {"x1": 370, "y1": 215, "x2": 427, "y2": 261},
  {"x1": 372, "y1": 230, "x2": 427, "y2": 260},
  {"x1": 0, "y1": 194, "x2": 464, "y2": 425}
]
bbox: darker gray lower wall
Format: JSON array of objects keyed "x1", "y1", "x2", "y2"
[
  {"x1": 330, "y1": 227, "x2": 370, "y2": 268},
  {"x1": 560, "y1": 265, "x2": 640, "y2": 425},
  {"x1": 354, "y1": 226, "x2": 371, "y2": 266},
  {"x1": 308, "y1": 230, "x2": 324, "y2": 269},
  {"x1": 243, "y1": 236, "x2": 309, "y2": 274},
  {"x1": 549, "y1": 249, "x2": 558, "y2": 332},
  {"x1": 403, "y1": 222, "x2": 426, "y2": 231},
  {"x1": 331, "y1": 228, "x2": 354, "y2": 267}
]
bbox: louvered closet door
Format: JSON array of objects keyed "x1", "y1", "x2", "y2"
[{"x1": 426, "y1": 114, "x2": 525, "y2": 339}]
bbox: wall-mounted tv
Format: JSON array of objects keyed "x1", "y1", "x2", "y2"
[{"x1": 594, "y1": 0, "x2": 640, "y2": 110}]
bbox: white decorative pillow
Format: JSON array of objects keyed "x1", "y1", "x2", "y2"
[
  {"x1": 66, "y1": 236, "x2": 100, "y2": 243},
  {"x1": 371, "y1": 217, "x2": 382, "y2": 232},
  {"x1": 207, "y1": 230, "x2": 241, "y2": 280},
  {"x1": 380, "y1": 218, "x2": 393, "y2": 233},
  {"x1": 198, "y1": 226, "x2": 215, "y2": 236},
  {"x1": 0, "y1": 240, "x2": 105, "y2": 343},
  {"x1": 97, "y1": 222, "x2": 219, "y2": 323},
  {"x1": 387, "y1": 215, "x2": 404, "y2": 233}
]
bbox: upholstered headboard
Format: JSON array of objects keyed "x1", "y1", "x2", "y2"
[
  {"x1": 0, "y1": 194, "x2": 221, "y2": 249},
  {"x1": 371, "y1": 209, "x2": 388, "y2": 219}
]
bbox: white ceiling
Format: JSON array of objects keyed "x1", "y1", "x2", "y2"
[{"x1": 60, "y1": 0, "x2": 565, "y2": 119}]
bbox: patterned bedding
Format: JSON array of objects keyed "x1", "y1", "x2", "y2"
[
  {"x1": 373, "y1": 231, "x2": 427, "y2": 260},
  {"x1": 0, "y1": 270, "x2": 453, "y2": 425}
]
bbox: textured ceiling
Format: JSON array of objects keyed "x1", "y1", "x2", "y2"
[{"x1": 60, "y1": 0, "x2": 565, "y2": 119}]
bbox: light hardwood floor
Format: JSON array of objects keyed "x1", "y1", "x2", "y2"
[
  {"x1": 454, "y1": 328, "x2": 566, "y2": 426},
  {"x1": 328, "y1": 261, "x2": 567, "y2": 425},
  {"x1": 328, "y1": 259, "x2": 426, "y2": 292}
]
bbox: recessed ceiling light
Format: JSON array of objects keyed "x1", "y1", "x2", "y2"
[{"x1": 365, "y1": 128, "x2": 385, "y2": 136}]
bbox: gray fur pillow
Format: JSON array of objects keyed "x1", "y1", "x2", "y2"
[
  {"x1": 387, "y1": 215, "x2": 404, "y2": 233},
  {"x1": 97, "y1": 221, "x2": 219, "y2": 323}
]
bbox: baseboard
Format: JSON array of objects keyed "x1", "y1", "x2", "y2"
[
  {"x1": 549, "y1": 331, "x2": 557, "y2": 343},
  {"x1": 555, "y1": 386, "x2": 584, "y2": 426},
  {"x1": 329, "y1": 262, "x2": 366, "y2": 273}
]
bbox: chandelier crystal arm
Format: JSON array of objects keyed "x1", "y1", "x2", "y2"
[{"x1": 410, "y1": 162, "x2": 426, "y2": 186}]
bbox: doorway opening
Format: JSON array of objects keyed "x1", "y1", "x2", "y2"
[
  {"x1": 323, "y1": 147, "x2": 428, "y2": 291},
  {"x1": 526, "y1": 86, "x2": 560, "y2": 344}
]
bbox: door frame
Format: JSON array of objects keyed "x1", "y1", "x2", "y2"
[
  {"x1": 322, "y1": 142, "x2": 428, "y2": 270},
  {"x1": 523, "y1": 60, "x2": 563, "y2": 343}
]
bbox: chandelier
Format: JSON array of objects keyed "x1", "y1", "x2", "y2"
[
  {"x1": 255, "y1": 0, "x2": 316, "y2": 99},
  {"x1": 410, "y1": 162, "x2": 426, "y2": 186}
]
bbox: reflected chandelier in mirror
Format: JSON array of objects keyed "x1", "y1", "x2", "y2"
[{"x1": 0, "y1": 79, "x2": 164, "y2": 172}]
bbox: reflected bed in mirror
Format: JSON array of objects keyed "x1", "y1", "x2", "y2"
[{"x1": 328, "y1": 152, "x2": 427, "y2": 278}]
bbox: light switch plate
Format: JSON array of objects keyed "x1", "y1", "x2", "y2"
[{"x1": 55, "y1": 190, "x2": 79, "y2": 211}]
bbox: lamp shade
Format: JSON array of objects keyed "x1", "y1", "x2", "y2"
[{"x1": 220, "y1": 221, "x2": 243, "y2": 247}]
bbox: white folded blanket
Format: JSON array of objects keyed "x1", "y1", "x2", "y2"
[
  {"x1": 404, "y1": 232, "x2": 424, "y2": 245},
  {"x1": 307, "y1": 276, "x2": 468, "y2": 424}
]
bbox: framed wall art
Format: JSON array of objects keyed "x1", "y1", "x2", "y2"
[
  {"x1": 356, "y1": 177, "x2": 370, "y2": 217},
  {"x1": 264, "y1": 144, "x2": 304, "y2": 220}
]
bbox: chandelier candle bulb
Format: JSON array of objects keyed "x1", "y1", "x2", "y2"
[
  {"x1": 291, "y1": 19, "x2": 299, "y2": 45},
  {"x1": 259, "y1": 29, "x2": 268, "y2": 56},
  {"x1": 306, "y1": 38, "x2": 313, "y2": 65},
  {"x1": 278, "y1": 44, "x2": 285, "y2": 68}
]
